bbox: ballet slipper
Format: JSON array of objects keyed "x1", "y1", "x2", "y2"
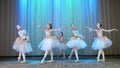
[
  {"x1": 97, "y1": 57, "x2": 100, "y2": 62},
  {"x1": 40, "y1": 60, "x2": 44, "y2": 64},
  {"x1": 97, "y1": 59, "x2": 100, "y2": 62},
  {"x1": 75, "y1": 60, "x2": 79, "y2": 63},
  {"x1": 100, "y1": 59, "x2": 105, "y2": 62},
  {"x1": 18, "y1": 57, "x2": 20, "y2": 62},
  {"x1": 97, "y1": 58, "x2": 100, "y2": 62},
  {"x1": 20, "y1": 61, "x2": 26, "y2": 63}
]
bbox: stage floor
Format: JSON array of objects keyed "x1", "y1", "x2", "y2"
[{"x1": 0, "y1": 56, "x2": 120, "y2": 68}]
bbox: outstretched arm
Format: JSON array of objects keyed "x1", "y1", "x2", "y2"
[
  {"x1": 109, "y1": 29, "x2": 118, "y2": 32},
  {"x1": 85, "y1": 26, "x2": 96, "y2": 32},
  {"x1": 102, "y1": 28, "x2": 118, "y2": 33},
  {"x1": 73, "y1": 30, "x2": 85, "y2": 39},
  {"x1": 32, "y1": 22, "x2": 44, "y2": 31},
  {"x1": 52, "y1": 26, "x2": 67, "y2": 32},
  {"x1": 78, "y1": 34, "x2": 85, "y2": 39}
]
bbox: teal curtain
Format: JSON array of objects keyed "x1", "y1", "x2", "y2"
[{"x1": 0, "y1": 0, "x2": 120, "y2": 56}]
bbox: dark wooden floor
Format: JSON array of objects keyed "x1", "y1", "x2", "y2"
[{"x1": 0, "y1": 56, "x2": 120, "y2": 68}]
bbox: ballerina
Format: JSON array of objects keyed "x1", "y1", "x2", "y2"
[
  {"x1": 57, "y1": 32, "x2": 67, "y2": 59},
  {"x1": 33, "y1": 22, "x2": 66, "y2": 64},
  {"x1": 86, "y1": 23, "x2": 118, "y2": 62},
  {"x1": 66, "y1": 24, "x2": 87, "y2": 62},
  {"x1": 13, "y1": 25, "x2": 33, "y2": 63}
]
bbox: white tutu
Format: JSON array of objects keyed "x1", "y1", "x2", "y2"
[
  {"x1": 39, "y1": 37, "x2": 60, "y2": 51},
  {"x1": 58, "y1": 43, "x2": 67, "y2": 51},
  {"x1": 66, "y1": 38, "x2": 87, "y2": 49},
  {"x1": 92, "y1": 37, "x2": 112, "y2": 50},
  {"x1": 13, "y1": 38, "x2": 33, "y2": 53}
]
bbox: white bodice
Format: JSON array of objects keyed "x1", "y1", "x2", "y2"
[
  {"x1": 44, "y1": 28, "x2": 61, "y2": 38},
  {"x1": 45, "y1": 29, "x2": 53, "y2": 38},
  {"x1": 18, "y1": 30, "x2": 26, "y2": 37},
  {"x1": 18, "y1": 30, "x2": 28, "y2": 39},
  {"x1": 96, "y1": 29, "x2": 103, "y2": 38},
  {"x1": 59, "y1": 36, "x2": 64, "y2": 43},
  {"x1": 96, "y1": 29, "x2": 110, "y2": 38},
  {"x1": 72, "y1": 30, "x2": 81, "y2": 36}
]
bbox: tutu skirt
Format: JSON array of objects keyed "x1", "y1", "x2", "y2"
[
  {"x1": 92, "y1": 37, "x2": 112, "y2": 50},
  {"x1": 39, "y1": 37, "x2": 60, "y2": 51},
  {"x1": 13, "y1": 37, "x2": 33, "y2": 53},
  {"x1": 58, "y1": 42, "x2": 67, "y2": 51},
  {"x1": 66, "y1": 38, "x2": 87, "y2": 49}
]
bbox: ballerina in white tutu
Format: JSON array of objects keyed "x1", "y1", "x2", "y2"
[
  {"x1": 33, "y1": 22, "x2": 66, "y2": 64},
  {"x1": 67, "y1": 24, "x2": 87, "y2": 62},
  {"x1": 13, "y1": 25, "x2": 33, "y2": 63},
  {"x1": 57, "y1": 32, "x2": 67, "y2": 59},
  {"x1": 86, "y1": 23, "x2": 118, "y2": 62}
]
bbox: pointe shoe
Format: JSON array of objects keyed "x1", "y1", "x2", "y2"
[
  {"x1": 97, "y1": 59, "x2": 100, "y2": 62},
  {"x1": 97, "y1": 57, "x2": 100, "y2": 62},
  {"x1": 100, "y1": 59, "x2": 105, "y2": 62},
  {"x1": 40, "y1": 60, "x2": 44, "y2": 64},
  {"x1": 40, "y1": 59, "x2": 45, "y2": 63},
  {"x1": 97, "y1": 58, "x2": 100, "y2": 62},
  {"x1": 20, "y1": 61, "x2": 26, "y2": 63},
  {"x1": 17, "y1": 57, "x2": 20, "y2": 62},
  {"x1": 75, "y1": 60, "x2": 79, "y2": 63}
]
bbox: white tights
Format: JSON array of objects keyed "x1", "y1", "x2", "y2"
[
  {"x1": 41, "y1": 49, "x2": 53, "y2": 63},
  {"x1": 18, "y1": 51, "x2": 26, "y2": 62},
  {"x1": 69, "y1": 48, "x2": 79, "y2": 61},
  {"x1": 58, "y1": 50, "x2": 65, "y2": 58},
  {"x1": 97, "y1": 49, "x2": 105, "y2": 61}
]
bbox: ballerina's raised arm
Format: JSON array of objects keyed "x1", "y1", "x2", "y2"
[
  {"x1": 85, "y1": 26, "x2": 96, "y2": 32},
  {"x1": 32, "y1": 22, "x2": 44, "y2": 31},
  {"x1": 51, "y1": 26, "x2": 67, "y2": 32},
  {"x1": 102, "y1": 28, "x2": 118, "y2": 33},
  {"x1": 72, "y1": 24, "x2": 85, "y2": 39}
]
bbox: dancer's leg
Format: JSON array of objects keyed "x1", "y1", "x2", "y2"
[
  {"x1": 69, "y1": 48, "x2": 74, "y2": 60},
  {"x1": 50, "y1": 49, "x2": 54, "y2": 62},
  {"x1": 74, "y1": 49, "x2": 79, "y2": 62},
  {"x1": 63, "y1": 50, "x2": 65, "y2": 59},
  {"x1": 41, "y1": 51, "x2": 48, "y2": 63},
  {"x1": 57, "y1": 50, "x2": 62, "y2": 58},
  {"x1": 18, "y1": 52, "x2": 22, "y2": 62},
  {"x1": 97, "y1": 50, "x2": 102, "y2": 62},
  {"x1": 21, "y1": 52, "x2": 26, "y2": 63},
  {"x1": 101, "y1": 49, "x2": 105, "y2": 61}
]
